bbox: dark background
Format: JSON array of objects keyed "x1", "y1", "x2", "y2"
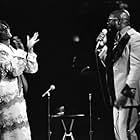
[{"x1": 0, "y1": 0, "x2": 140, "y2": 140}]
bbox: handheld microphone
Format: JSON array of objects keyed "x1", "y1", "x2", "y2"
[
  {"x1": 96, "y1": 28, "x2": 108, "y2": 50},
  {"x1": 42, "y1": 85, "x2": 55, "y2": 97}
]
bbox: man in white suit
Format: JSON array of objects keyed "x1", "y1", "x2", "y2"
[{"x1": 96, "y1": 9, "x2": 140, "y2": 140}]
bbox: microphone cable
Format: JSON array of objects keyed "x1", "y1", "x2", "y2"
[{"x1": 94, "y1": 46, "x2": 112, "y2": 110}]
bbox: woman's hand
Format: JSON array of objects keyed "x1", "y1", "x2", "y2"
[{"x1": 27, "y1": 32, "x2": 40, "y2": 52}]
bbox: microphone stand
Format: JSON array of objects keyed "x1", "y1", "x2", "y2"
[
  {"x1": 42, "y1": 85, "x2": 55, "y2": 140},
  {"x1": 89, "y1": 93, "x2": 93, "y2": 140},
  {"x1": 48, "y1": 91, "x2": 51, "y2": 140},
  {"x1": 42, "y1": 90, "x2": 52, "y2": 140}
]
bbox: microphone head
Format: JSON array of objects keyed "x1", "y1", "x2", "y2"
[
  {"x1": 89, "y1": 93, "x2": 92, "y2": 100},
  {"x1": 50, "y1": 84, "x2": 55, "y2": 90},
  {"x1": 102, "y1": 28, "x2": 108, "y2": 35}
]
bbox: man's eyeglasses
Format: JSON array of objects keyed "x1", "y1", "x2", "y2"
[{"x1": 108, "y1": 18, "x2": 118, "y2": 22}]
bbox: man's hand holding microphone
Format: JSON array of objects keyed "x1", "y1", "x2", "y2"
[{"x1": 95, "y1": 29, "x2": 108, "y2": 62}]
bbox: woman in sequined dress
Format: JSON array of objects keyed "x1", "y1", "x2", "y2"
[{"x1": 0, "y1": 20, "x2": 39, "y2": 140}]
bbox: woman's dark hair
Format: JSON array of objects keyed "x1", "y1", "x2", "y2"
[
  {"x1": 0, "y1": 20, "x2": 11, "y2": 41},
  {"x1": 0, "y1": 20, "x2": 10, "y2": 30}
]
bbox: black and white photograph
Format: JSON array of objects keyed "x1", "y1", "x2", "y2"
[{"x1": 0, "y1": 0, "x2": 140, "y2": 140}]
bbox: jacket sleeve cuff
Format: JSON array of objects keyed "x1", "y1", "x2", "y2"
[{"x1": 26, "y1": 52, "x2": 37, "y2": 62}]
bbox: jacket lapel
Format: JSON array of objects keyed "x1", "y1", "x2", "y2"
[{"x1": 112, "y1": 33, "x2": 130, "y2": 64}]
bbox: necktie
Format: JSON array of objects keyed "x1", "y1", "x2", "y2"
[
  {"x1": 114, "y1": 32, "x2": 121, "y2": 47},
  {"x1": 116, "y1": 32, "x2": 121, "y2": 41}
]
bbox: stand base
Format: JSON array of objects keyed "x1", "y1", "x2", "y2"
[{"x1": 62, "y1": 132, "x2": 75, "y2": 140}]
